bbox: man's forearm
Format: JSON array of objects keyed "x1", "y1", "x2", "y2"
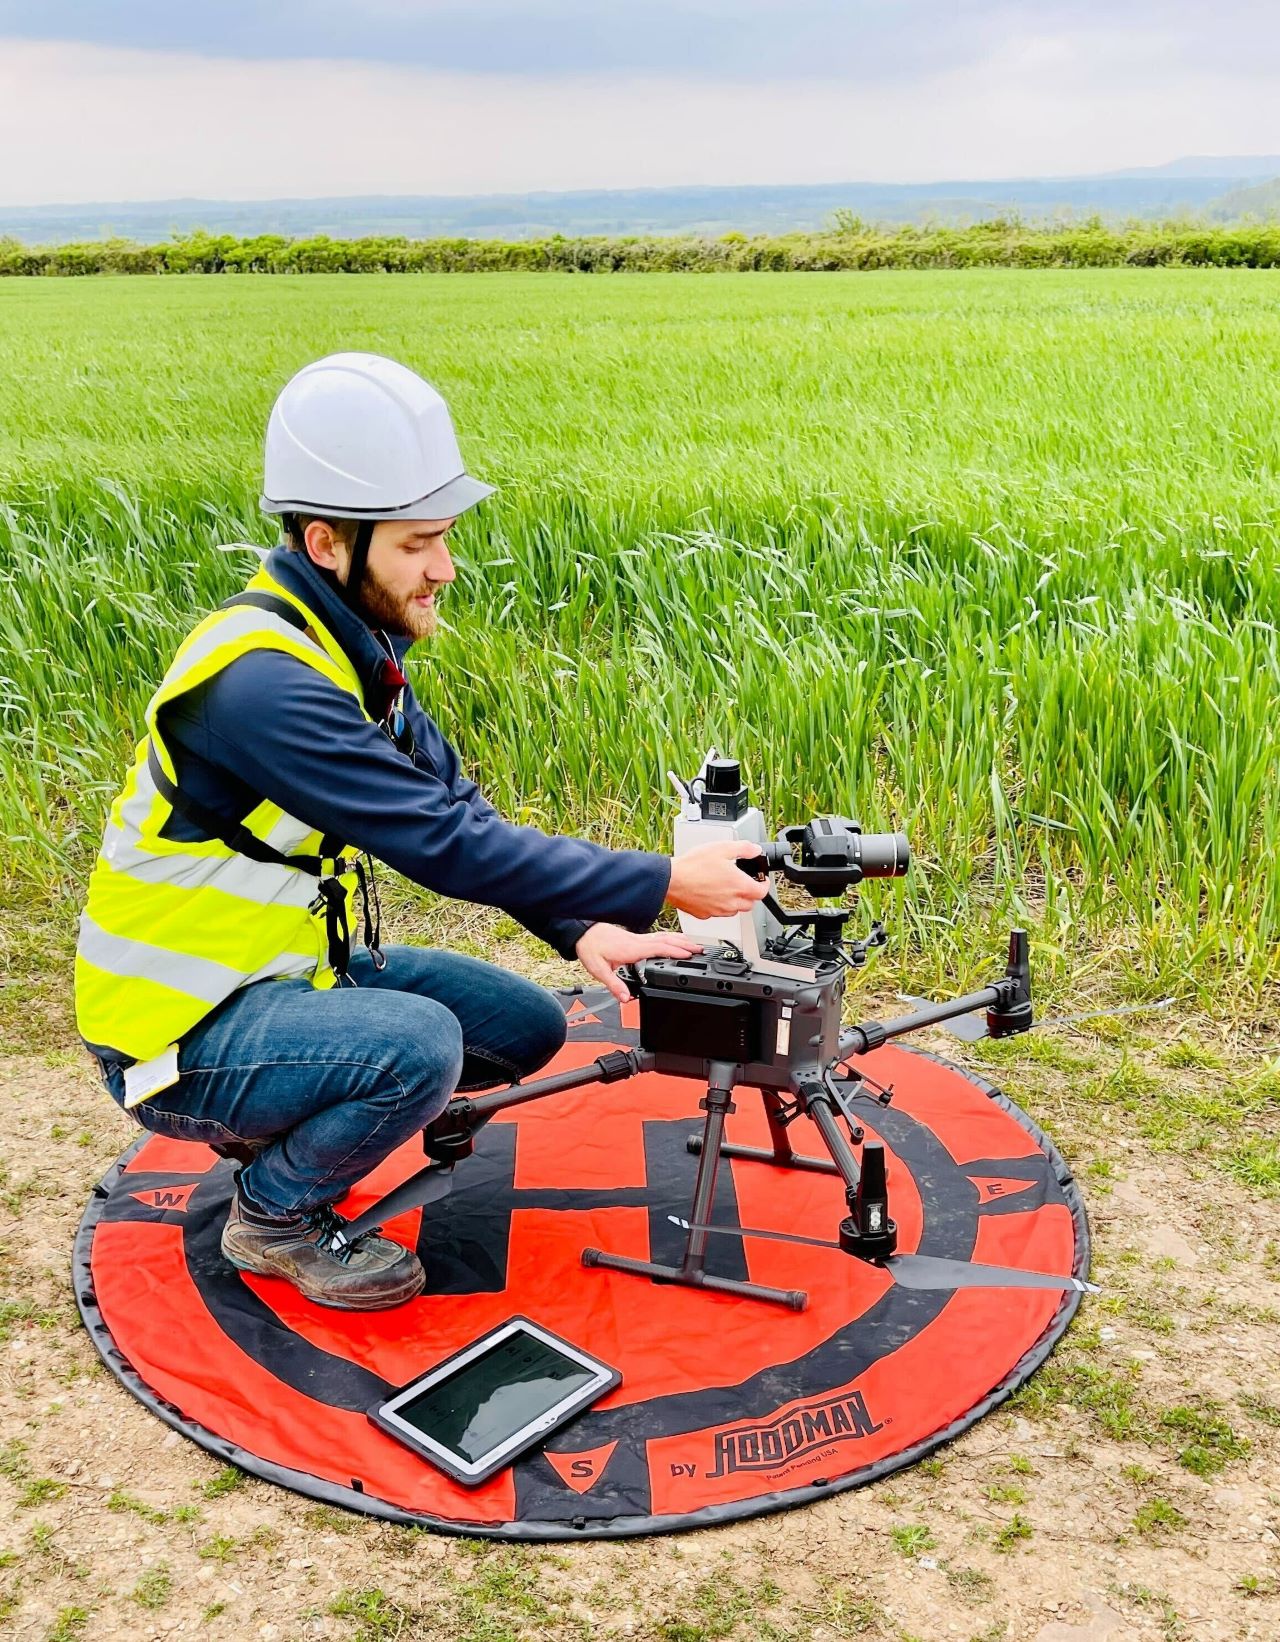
[{"x1": 183, "y1": 652, "x2": 673, "y2": 927}]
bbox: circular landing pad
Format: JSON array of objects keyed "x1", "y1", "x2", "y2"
[{"x1": 76, "y1": 989, "x2": 1089, "y2": 1539}]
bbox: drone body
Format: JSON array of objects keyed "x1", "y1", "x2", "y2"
[{"x1": 342, "y1": 752, "x2": 1082, "y2": 1313}]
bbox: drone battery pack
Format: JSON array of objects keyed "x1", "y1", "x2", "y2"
[{"x1": 639, "y1": 986, "x2": 760, "y2": 1064}]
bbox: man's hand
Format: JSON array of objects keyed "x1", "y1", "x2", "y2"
[
  {"x1": 574, "y1": 923, "x2": 704, "y2": 1004},
  {"x1": 665, "y1": 839, "x2": 769, "y2": 920}
]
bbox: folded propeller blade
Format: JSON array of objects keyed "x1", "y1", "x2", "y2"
[
  {"x1": 895, "y1": 993, "x2": 1175, "y2": 1042},
  {"x1": 880, "y1": 1253, "x2": 1098, "y2": 1294},
  {"x1": 340, "y1": 1164, "x2": 455, "y2": 1243},
  {"x1": 668, "y1": 1216, "x2": 1097, "y2": 1294},
  {"x1": 669, "y1": 1215, "x2": 835, "y2": 1252}
]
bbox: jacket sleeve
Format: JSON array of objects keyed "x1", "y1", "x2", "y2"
[
  {"x1": 402, "y1": 704, "x2": 595, "y2": 960},
  {"x1": 184, "y1": 651, "x2": 671, "y2": 934}
]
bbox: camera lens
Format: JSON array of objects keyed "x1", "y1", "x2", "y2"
[{"x1": 856, "y1": 832, "x2": 910, "y2": 878}]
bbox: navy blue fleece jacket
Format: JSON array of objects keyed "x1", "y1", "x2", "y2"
[{"x1": 158, "y1": 547, "x2": 671, "y2": 959}]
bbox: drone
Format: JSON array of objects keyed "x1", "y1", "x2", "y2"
[{"x1": 338, "y1": 754, "x2": 1098, "y2": 1310}]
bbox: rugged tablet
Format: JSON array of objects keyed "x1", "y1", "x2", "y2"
[{"x1": 368, "y1": 1316, "x2": 620, "y2": 1486}]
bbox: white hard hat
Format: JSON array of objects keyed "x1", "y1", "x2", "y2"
[{"x1": 260, "y1": 352, "x2": 495, "y2": 520}]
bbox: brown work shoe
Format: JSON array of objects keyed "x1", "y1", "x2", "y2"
[{"x1": 221, "y1": 1194, "x2": 426, "y2": 1311}]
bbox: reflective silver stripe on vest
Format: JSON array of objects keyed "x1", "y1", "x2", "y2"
[
  {"x1": 262, "y1": 810, "x2": 316, "y2": 854},
  {"x1": 98, "y1": 823, "x2": 318, "y2": 908},
  {"x1": 167, "y1": 605, "x2": 329, "y2": 690},
  {"x1": 77, "y1": 914, "x2": 316, "y2": 1002},
  {"x1": 117, "y1": 751, "x2": 161, "y2": 841}
]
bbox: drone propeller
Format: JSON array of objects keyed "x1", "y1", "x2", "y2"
[
  {"x1": 668, "y1": 1216, "x2": 1098, "y2": 1294},
  {"x1": 339, "y1": 1162, "x2": 456, "y2": 1244},
  {"x1": 895, "y1": 993, "x2": 1175, "y2": 1044}
]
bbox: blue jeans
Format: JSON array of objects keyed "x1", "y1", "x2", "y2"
[{"x1": 96, "y1": 945, "x2": 567, "y2": 1218}]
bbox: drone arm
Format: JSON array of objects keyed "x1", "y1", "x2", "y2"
[
  {"x1": 457, "y1": 1047, "x2": 653, "y2": 1122},
  {"x1": 839, "y1": 929, "x2": 1033, "y2": 1056},
  {"x1": 419, "y1": 1047, "x2": 654, "y2": 1166},
  {"x1": 343, "y1": 1048, "x2": 655, "y2": 1240},
  {"x1": 839, "y1": 985, "x2": 1005, "y2": 1056}
]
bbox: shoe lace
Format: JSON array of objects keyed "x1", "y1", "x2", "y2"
[{"x1": 305, "y1": 1205, "x2": 369, "y2": 1264}]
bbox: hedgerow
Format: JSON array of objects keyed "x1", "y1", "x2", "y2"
[{"x1": 3, "y1": 218, "x2": 1280, "y2": 275}]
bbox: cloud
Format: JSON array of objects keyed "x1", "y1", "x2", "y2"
[
  {"x1": 0, "y1": 29, "x2": 1276, "y2": 205},
  {"x1": 0, "y1": 1, "x2": 1275, "y2": 82}
]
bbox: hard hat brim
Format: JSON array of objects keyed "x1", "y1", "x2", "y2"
[{"x1": 261, "y1": 470, "x2": 496, "y2": 521}]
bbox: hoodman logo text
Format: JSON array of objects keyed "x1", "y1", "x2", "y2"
[{"x1": 708, "y1": 1390, "x2": 883, "y2": 1477}]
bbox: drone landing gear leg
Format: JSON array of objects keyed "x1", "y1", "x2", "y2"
[
  {"x1": 583, "y1": 1060, "x2": 808, "y2": 1311},
  {"x1": 686, "y1": 1089, "x2": 840, "y2": 1177},
  {"x1": 802, "y1": 1085, "x2": 898, "y2": 1262}
]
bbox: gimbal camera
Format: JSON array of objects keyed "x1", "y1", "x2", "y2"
[{"x1": 341, "y1": 756, "x2": 1092, "y2": 1309}]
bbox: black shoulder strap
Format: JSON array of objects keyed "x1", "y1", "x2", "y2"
[
  {"x1": 145, "y1": 743, "x2": 325, "y2": 875},
  {"x1": 147, "y1": 744, "x2": 364, "y2": 981},
  {"x1": 143, "y1": 590, "x2": 369, "y2": 980},
  {"x1": 212, "y1": 590, "x2": 345, "y2": 860},
  {"x1": 219, "y1": 590, "x2": 310, "y2": 630}
]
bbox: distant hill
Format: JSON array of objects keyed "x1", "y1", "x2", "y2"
[
  {"x1": 1101, "y1": 155, "x2": 1280, "y2": 180},
  {"x1": 5, "y1": 159, "x2": 1280, "y2": 243}
]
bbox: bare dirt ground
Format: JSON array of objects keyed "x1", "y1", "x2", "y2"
[{"x1": 1, "y1": 914, "x2": 1277, "y2": 1642}]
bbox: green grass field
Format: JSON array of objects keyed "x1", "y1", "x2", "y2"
[{"x1": 1, "y1": 270, "x2": 1277, "y2": 1005}]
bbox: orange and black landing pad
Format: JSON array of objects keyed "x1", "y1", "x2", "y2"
[{"x1": 75, "y1": 988, "x2": 1090, "y2": 1540}]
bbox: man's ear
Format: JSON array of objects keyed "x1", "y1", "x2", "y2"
[{"x1": 303, "y1": 519, "x2": 344, "y2": 574}]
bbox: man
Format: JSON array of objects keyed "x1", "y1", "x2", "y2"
[{"x1": 77, "y1": 352, "x2": 766, "y2": 1311}]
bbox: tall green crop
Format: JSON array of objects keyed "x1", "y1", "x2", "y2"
[{"x1": 1, "y1": 270, "x2": 1276, "y2": 1000}]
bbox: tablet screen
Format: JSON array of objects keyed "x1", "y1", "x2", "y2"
[{"x1": 390, "y1": 1329, "x2": 598, "y2": 1466}]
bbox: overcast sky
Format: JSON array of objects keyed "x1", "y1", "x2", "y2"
[{"x1": 1, "y1": 2, "x2": 1277, "y2": 204}]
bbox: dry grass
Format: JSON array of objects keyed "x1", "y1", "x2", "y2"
[{"x1": 1, "y1": 905, "x2": 1276, "y2": 1642}]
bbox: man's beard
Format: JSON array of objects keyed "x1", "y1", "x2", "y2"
[{"x1": 354, "y1": 565, "x2": 439, "y2": 641}]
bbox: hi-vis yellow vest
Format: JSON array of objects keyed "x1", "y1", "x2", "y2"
[{"x1": 75, "y1": 564, "x2": 366, "y2": 1077}]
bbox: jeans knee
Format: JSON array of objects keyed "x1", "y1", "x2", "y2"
[
  {"x1": 390, "y1": 1002, "x2": 465, "y2": 1124},
  {"x1": 517, "y1": 986, "x2": 568, "y2": 1075}
]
